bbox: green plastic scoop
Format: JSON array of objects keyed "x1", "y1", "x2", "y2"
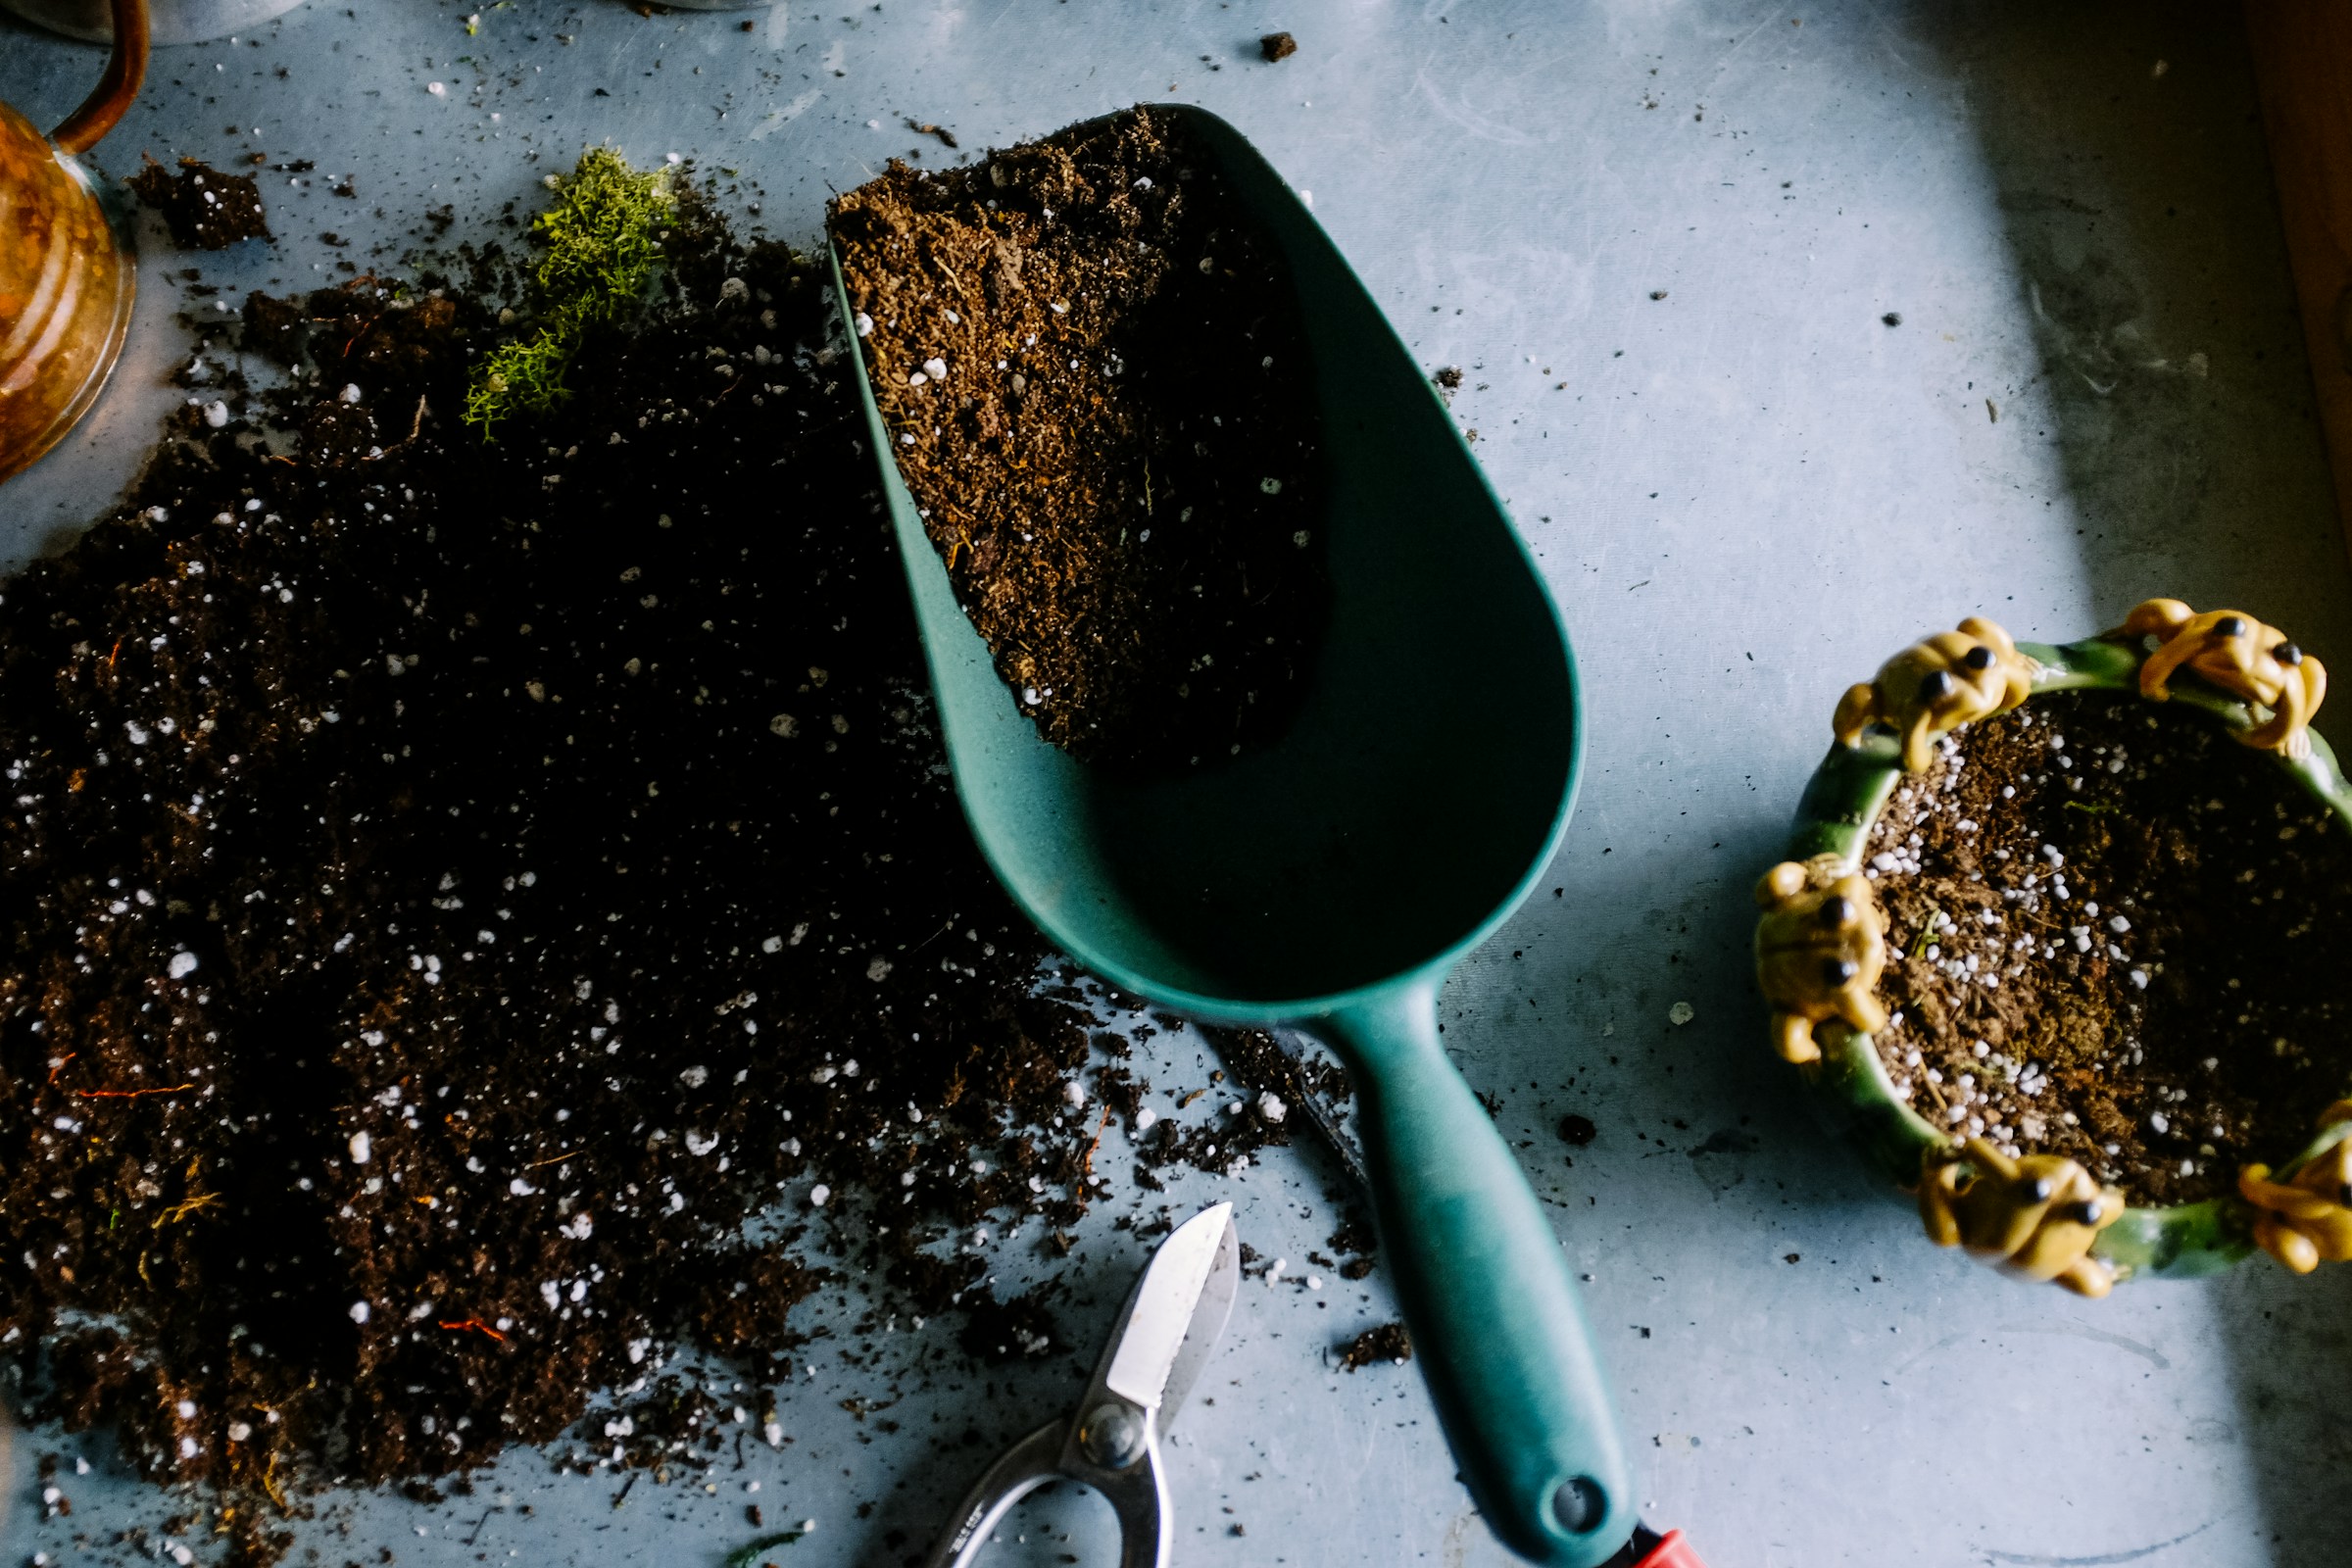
[{"x1": 829, "y1": 104, "x2": 1629, "y2": 1566}]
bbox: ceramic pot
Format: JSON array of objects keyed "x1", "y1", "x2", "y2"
[{"x1": 1768, "y1": 612, "x2": 2352, "y2": 1288}]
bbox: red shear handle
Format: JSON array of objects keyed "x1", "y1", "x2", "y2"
[{"x1": 1629, "y1": 1529, "x2": 1708, "y2": 1568}]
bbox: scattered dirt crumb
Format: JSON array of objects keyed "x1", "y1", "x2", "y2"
[
  {"x1": 1337, "y1": 1322, "x2": 1410, "y2": 1370},
  {"x1": 128, "y1": 156, "x2": 272, "y2": 249}
]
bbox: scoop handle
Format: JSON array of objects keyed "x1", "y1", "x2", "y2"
[{"x1": 1310, "y1": 980, "x2": 1630, "y2": 1566}]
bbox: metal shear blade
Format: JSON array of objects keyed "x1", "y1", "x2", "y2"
[{"x1": 922, "y1": 1201, "x2": 1241, "y2": 1568}]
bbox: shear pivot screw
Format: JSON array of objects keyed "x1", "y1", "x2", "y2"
[{"x1": 1079, "y1": 1402, "x2": 1145, "y2": 1468}]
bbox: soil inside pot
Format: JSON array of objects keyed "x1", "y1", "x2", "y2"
[
  {"x1": 1863, "y1": 689, "x2": 2352, "y2": 1206},
  {"x1": 828, "y1": 106, "x2": 1327, "y2": 773},
  {"x1": 0, "y1": 168, "x2": 1329, "y2": 1561}
]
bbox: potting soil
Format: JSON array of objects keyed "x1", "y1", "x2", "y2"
[
  {"x1": 0, "y1": 172, "x2": 1318, "y2": 1562},
  {"x1": 1863, "y1": 689, "x2": 2352, "y2": 1205},
  {"x1": 828, "y1": 106, "x2": 1326, "y2": 772}
]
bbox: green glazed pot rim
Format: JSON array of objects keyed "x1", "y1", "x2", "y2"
[{"x1": 1780, "y1": 629, "x2": 2352, "y2": 1282}]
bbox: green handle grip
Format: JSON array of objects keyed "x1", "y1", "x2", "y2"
[{"x1": 1310, "y1": 980, "x2": 1631, "y2": 1566}]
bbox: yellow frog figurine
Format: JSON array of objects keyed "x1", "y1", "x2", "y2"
[
  {"x1": 2120, "y1": 598, "x2": 2327, "y2": 760},
  {"x1": 1919, "y1": 1139, "x2": 2125, "y2": 1298},
  {"x1": 1834, "y1": 617, "x2": 2035, "y2": 775},
  {"x1": 1753, "y1": 856, "x2": 1886, "y2": 1066},
  {"x1": 2238, "y1": 1103, "x2": 2352, "y2": 1274}
]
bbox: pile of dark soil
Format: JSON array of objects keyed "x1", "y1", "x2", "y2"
[
  {"x1": 128, "y1": 156, "x2": 271, "y2": 249},
  {"x1": 828, "y1": 106, "x2": 1326, "y2": 772},
  {"x1": 0, "y1": 174, "x2": 1326, "y2": 1561},
  {"x1": 1863, "y1": 690, "x2": 2352, "y2": 1205}
]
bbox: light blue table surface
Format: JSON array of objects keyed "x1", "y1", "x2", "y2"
[{"x1": 4, "y1": 2, "x2": 2350, "y2": 1565}]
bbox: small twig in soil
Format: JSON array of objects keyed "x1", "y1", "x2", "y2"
[
  {"x1": 155, "y1": 1192, "x2": 220, "y2": 1227},
  {"x1": 368, "y1": 394, "x2": 433, "y2": 459},
  {"x1": 725, "y1": 1529, "x2": 808, "y2": 1565},
  {"x1": 438, "y1": 1318, "x2": 509, "y2": 1343},
  {"x1": 76, "y1": 1083, "x2": 192, "y2": 1100},
  {"x1": 1080, "y1": 1106, "x2": 1111, "y2": 1180}
]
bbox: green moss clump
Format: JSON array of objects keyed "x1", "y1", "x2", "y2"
[{"x1": 465, "y1": 147, "x2": 674, "y2": 438}]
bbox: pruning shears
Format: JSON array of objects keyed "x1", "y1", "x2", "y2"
[{"x1": 921, "y1": 1201, "x2": 1241, "y2": 1568}]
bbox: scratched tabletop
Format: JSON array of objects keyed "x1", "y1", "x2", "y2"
[{"x1": 5, "y1": 2, "x2": 2351, "y2": 1565}]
